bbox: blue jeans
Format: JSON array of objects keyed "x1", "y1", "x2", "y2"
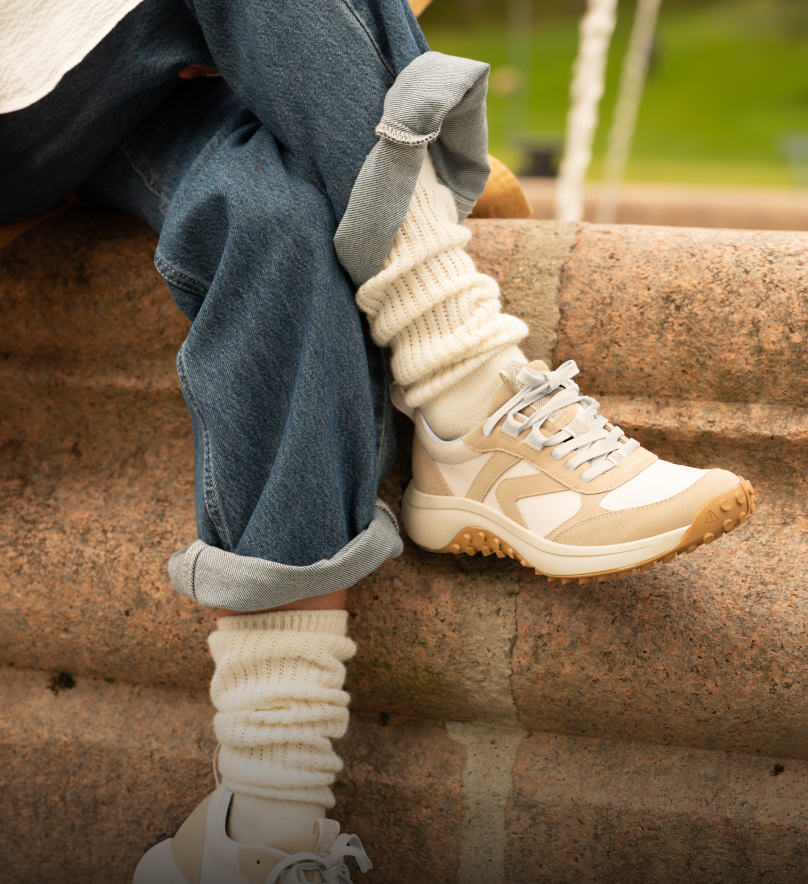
[{"x1": 0, "y1": 0, "x2": 491, "y2": 610}]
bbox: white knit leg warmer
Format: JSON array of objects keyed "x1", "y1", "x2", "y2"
[
  {"x1": 208, "y1": 610, "x2": 356, "y2": 848},
  {"x1": 355, "y1": 154, "x2": 528, "y2": 439}
]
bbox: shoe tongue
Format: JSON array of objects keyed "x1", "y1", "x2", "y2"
[
  {"x1": 313, "y1": 819, "x2": 340, "y2": 856},
  {"x1": 488, "y1": 358, "x2": 631, "y2": 467},
  {"x1": 500, "y1": 358, "x2": 550, "y2": 393},
  {"x1": 484, "y1": 358, "x2": 546, "y2": 415},
  {"x1": 488, "y1": 358, "x2": 577, "y2": 437}
]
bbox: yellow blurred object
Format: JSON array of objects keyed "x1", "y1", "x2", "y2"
[
  {"x1": 470, "y1": 155, "x2": 532, "y2": 219},
  {"x1": 408, "y1": 0, "x2": 434, "y2": 15}
]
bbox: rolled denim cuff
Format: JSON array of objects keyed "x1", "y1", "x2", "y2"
[
  {"x1": 168, "y1": 500, "x2": 403, "y2": 611},
  {"x1": 334, "y1": 50, "x2": 490, "y2": 286}
]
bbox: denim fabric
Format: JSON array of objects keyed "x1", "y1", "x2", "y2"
[
  {"x1": 0, "y1": 0, "x2": 492, "y2": 610},
  {"x1": 0, "y1": 0, "x2": 208, "y2": 224},
  {"x1": 335, "y1": 51, "x2": 491, "y2": 287}
]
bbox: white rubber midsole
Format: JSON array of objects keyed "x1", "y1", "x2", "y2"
[{"x1": 401, "y1": 483, "x2": 688, "y2": 577}]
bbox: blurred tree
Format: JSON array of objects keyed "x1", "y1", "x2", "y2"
[
  {"x1": 778, "y1": 0, "x2": 808, "y2": 34},
  {"x1": 421, "y1": 0, "x2": 588, "y2": 26}
]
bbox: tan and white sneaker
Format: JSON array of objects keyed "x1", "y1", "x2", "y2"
[{"x1": 401, "y1": 359, "x2": 756, "y2": 583}]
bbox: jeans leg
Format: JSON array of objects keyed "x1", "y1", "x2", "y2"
[
  {"x1": 182, "y1": 0, "x2": 493, "y2": 285},
  {"x1": 37, "y1": 0, "x2": 494, "y2": 610},
  {"x1": 83, "y1": 80, "x2": 402, "y2": 611},
  {"x1": 183, "y1": 0, "x2": 428, "y2": 221}
]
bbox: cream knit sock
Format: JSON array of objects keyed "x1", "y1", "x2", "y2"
[
  {"x1": 208, "y1": 610, "x2": 356, "y2": 849},
  {"x1": 355, "y1": 154, "x2": 528, "y2": 440}
]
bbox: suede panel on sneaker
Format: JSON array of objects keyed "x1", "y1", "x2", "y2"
[
  {"x1": 548, "y1": 469, "x2": 739, "y2": 545},
  {"x1": 466, "y1": 451, "x2": 519, "y2": 502},
  {"x1": 461, "y1": 423, "x2": 658, "y2": 495},
  {"x1": 170, "y1": 792, "x2": 212, "y2": 884},
  {"x1": 412, "y1": 435, "x2": 452, "y2": 495}
]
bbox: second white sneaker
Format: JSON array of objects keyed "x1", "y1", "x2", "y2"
[{"x1": 133, "y1": 784, "x2": 372, "y2": 884}]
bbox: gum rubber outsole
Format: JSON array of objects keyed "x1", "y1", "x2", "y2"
[{"x1": 434, "y1": 477, "x2": 756, "y2": 585}]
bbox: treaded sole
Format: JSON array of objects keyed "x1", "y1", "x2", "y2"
[{"x1": 432, "y1": 477, "x2": 756, "y2": 585}]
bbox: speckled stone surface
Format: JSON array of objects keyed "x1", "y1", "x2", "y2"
[
  {"x1": 0, "y1": 379, "x2": 215, "y2": 689},
  {"x1": 505, "y1": 732, "x2": 808, "y2": 883},
  {"x1": 0, "y1": 665, "x2": 466, "y2": 884},
  {"x1": 347, "y1": 538, "x2": 522, "y2": 723},
  {"x1": 335, "y1": 715, "x2": 466, "y2": 883},
  {"x1": 466, "y1": 219, "x2": 580, "y2": 364},
  {"x1": 0, "y1": 209, "x2": 217, "y2": 690},
  {"x1": 3, "y1": 209, "x2": 808, "y2": 881},
  {"x1": 469, "y1": 219, "x2": 579, "y2": 364},
  {"x1": 510, "y1": 485, "x2": 808, "y2": 758},
  {"x1": 554, "y1": 224, "x2": 808, "y2": 405},
  {"x1": 0, "y1": 207, "x2": 186, "y2": 365},
  {"x1": 505, "y1": 220, "x2": 808, "y2": 759},
  {"x1": 0, "y1": 666, "x2": 214, "y2": 884}
]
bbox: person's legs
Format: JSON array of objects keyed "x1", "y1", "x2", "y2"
[
  {"x1": 49, "y1": 0, "x2": 529, "y2": 875},
  {"x1": 75, "y1": 79, "x2": 397, "y2": 874},
  {"x1": 3, "y1": 0, "x2": 757, "y2": 878},
  {"x1": 1, "y1": 2, "x2": 415, "y2": 875}
]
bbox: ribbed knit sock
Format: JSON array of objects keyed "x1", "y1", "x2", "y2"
[
  {"x1": 208, "y1": 610, "x2": 356, "y2": 849},
  {"x1": 355, "y1": 154, "x2": 528, "y2": 440}
]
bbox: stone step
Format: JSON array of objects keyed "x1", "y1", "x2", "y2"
[
  {"x1": 0, "y1": 665, "x2": 466, "y2": 884},
  {"x1": 1, "y1": 209, "x2": 806, "y2": 755},
  {"x1": 3, "y1": 664, "x2": 808, "y2": 884},
  {"x1": 505, "y1": 730, "x2": 808, "y2": 884},
  {"x1": 0, "y1": 209, "x2": 184, "y2": 366},
  {"x1": 2, "y1": 208, "x2": 807, "y2": 881},
  {"x1": 1, "y1": 449, "x2": 803, "y2": 759},
  {"x1": 3, "y1": 212, "x2": 808, "y2": 393},
  {"x1": 466, "y1": 220, "x2": 808, "y2": 406}
]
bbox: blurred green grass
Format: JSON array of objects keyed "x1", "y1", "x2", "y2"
[{"x1": 420, "y1": 1, "x2": 808, "y2": 187}]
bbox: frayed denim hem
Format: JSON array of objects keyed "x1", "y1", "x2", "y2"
[{"x1": 334, "y1": 50, "x2": 490, "y2": 287}]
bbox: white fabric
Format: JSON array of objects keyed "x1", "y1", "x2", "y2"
[
  {"x1": 516, "y1": 491, "x2": 582, "y2": 538},
  {"x1": 208, "y1": 610, "x2": 356, "y2": 846},
  {"x1": 600, "y1": 459, "x2": 706, "y2": 511},
  {"x1": 0, "y1": 0, "x2": 145, "y2": 113},
  {"x1": 355, "y1": 154, "x2": 528, "y2": 414},
  {"x1": 481, "y1": 460, "x2": 538, "y2": 508}
]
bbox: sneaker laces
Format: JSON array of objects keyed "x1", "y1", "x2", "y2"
[
  {"x1": 266, "y1": 833, "x2": 372, "y2": 883},
  {"x1": 482, "y1": 360, "x2": 639, "y2": 482}
]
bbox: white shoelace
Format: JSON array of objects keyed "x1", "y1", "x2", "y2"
[
  {"x1": 266, "y1": 833, "x2": 372, "y2": 883},
  {"x1": 482, "y1": 360, "x2": 639, "y2": 482}
]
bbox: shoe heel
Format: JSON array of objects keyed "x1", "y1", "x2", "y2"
[{"x1": 401, "y1": 482, "x2": 472, "y2": 551}]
